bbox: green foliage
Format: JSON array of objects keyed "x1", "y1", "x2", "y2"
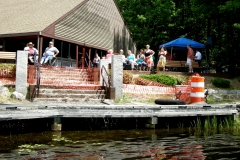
[
  {"x1": 190, "y1": 116, "x2": 240, "y2": 137},
  {"x1": 0, "y1": 63, "x2": 16, "y2": 78},
  {"x1": 123, "y1": 71, "x2": 133, "y2": 84},
  {"x1": 211, "y1": 78, "x2": 230, "y2": 88},
  {"x1": 139, "y1": 74, "x2": 177, "y2": 86},
  {"x1": 115, "y1": 94, "x2": 132, "y2": 104},
  {"x1": 236, "y1": 76, "x2": 240, "y2": 82},
  {"x1": 115, "y1": 0, "x2": 240, "y2": 74},
  {"x1": 8, "y1": 86, "x2": 15, "y2": 93},
  {"x1": 0, "y1": 63, "x2": 16, "y2": 69},
  {"x1": 171, "y1": 75, "x2": 189, "y2": 85}
]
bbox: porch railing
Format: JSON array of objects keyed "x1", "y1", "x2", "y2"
[
  {"x1": 30, "y1": 64, "x2": 40, "y2": 102},
  {"x1": 100, "y1": 65, "x2": 111, "y2": 99}
]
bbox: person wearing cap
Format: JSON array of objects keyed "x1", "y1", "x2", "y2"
[
  {"x1": 40, "y1": 41, "x2": 59, "y2": 65},
  {"x1": 24, "y1": 42, "x2": 39, "y2": 64}
]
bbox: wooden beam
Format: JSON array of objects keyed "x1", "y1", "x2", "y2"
[
  {"x1": 38, "y1": 36, "x2": 43, "y2": 62},
  {"x1": 82, "y1": 47, "x2": 85, "y2": 69},
  {"x1": 2, "y1": 39, "x2": 6, "y2": 51},
  {"x1": 76, "y1": 45, "x2": 78, "y2": 68},
  {"x1": 88, "y1": 48, "x2": 91, "y2": 69}
]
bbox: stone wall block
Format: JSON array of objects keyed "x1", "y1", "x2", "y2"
[
  {"x1": 111, "y1": 55, "x2": 123, "y2": 99},
  {"x1": 15, "y1": 51, "x2": 28, "y2": 95}
]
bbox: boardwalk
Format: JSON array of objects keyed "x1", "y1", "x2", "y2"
[{"x1": 0, "y1": 103, "x2": 237, "y2": 120}]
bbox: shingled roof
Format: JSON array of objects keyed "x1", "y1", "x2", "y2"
[
  {"x1": 0, "y1": 0, "x2": 136, "y2": 52},
  {"x1": 0, "y1": 0, "x2": 84, "y2": 35}
]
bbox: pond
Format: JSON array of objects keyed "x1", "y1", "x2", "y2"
[{"x1": 0, "y1": 129, "x2": 240, "y2": 159}]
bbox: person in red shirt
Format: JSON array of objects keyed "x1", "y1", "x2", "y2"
[
  {"x1": 24, "y1": 42, "x2": 38, "y2": 64},
  {"x1": 187, "y1": 44, "x2": 194, "y2": 73}
]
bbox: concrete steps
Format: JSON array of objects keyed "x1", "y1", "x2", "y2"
[
  {"x1": 31, "y1": 66, "x2": 103, "y2": 104},
  {"x1": 33, "y1": 98, "x2": 104, "y2": 104},
  {"x1": 33, "y1": 88, "x2": 106, "y2": 104},
  {"x1": 38, "y1": 88, "x2": 105, "y2": 94}
]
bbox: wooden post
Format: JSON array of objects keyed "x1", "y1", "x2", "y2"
[
  {"x1": 88, "y1": 48, "x2": 91, "y2": 69},
  {"x1": 2, "y1": 38, "x2": 6, "y2": 51},
  {"x1": 38, "y1": 36, "x2": 43, "y2": 63},
  {"x1": 60, "y1": 41, "x2": 63, "y2": 67},
  {"x1": 76, "y1": 45, "x2": 79, "y2": 68},
  {"x1": 82, "y1": 47, "x2": 85, "y2": 69},
  {"x1": 51, "y1": 117, "x2": 62, "y2": 131},
  {"x1": 145, "y1": 117, "x2": 158, "y2": 129},
  {"x1": 68, "y1": 43, "x2": 71, "y2": 67}
]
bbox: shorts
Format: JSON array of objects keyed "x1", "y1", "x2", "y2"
[{"x1": 186, "y1": 58, "x2": 192, "y2": 65}]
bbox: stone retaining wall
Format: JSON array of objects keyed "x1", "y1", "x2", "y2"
[{"x1": 208, "y1": 89, "x2": 240, "y2": 101}]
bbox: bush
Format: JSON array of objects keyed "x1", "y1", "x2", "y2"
[
  {"x1": 236, "y1": 76, "x2": 240, "y2": 82},
  {"x1": 123, "y1": 71, "x2": 133, "y2": 84},
  {"x1": 211, "y1": 78, "x2": 230, "y2": 88},
  {"x1": 171, "y1": 75, "x2": 190, "y2": 85},
  {"x1": 0, "y1": 63, "x2": 16, "y2": 78},
  {"x1": 139, "y1": 74, "x2": 177, "y2": 86}
]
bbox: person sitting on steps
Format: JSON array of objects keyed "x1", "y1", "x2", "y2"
[
  {"x1": 127, "y1": 50, "x2": 137, "y2": 71},
  {"x1": 136, "y1": 49, "x2": 147, "y2": 71},
  {"x1": 40, "y1": 41, "x2": 59, "y2": 65},
  {"x1": 24, "y1": 42, "x2": 39, "y2": 64}
]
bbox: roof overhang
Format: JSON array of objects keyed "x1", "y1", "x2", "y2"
[
  {"x1": 41, "y1": 32, "x2": 108, "y2": 51},
  {"x1": 0, "y1": 32, "x2": 40, "y2": 38}
]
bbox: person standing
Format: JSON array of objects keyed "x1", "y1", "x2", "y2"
[
  {"x1": 194, "y1": 49, "x2": 202, "y2": 67},
  {"x1": 187, "y1": 44, "x2": 194, "y2": 73},
  {"x1": 119, "y1": 49, "x2": 127, "y2": 69},
  {"x1": 106, "y1": 49, "x2": 114, "y2": 64},
  {"x1": 144, "y1": 45, "x2": 155, "y2": 71},
  {"x1": 40, "y1": 41, "x2": 59, "y2": 65},
  {"x1": 156, "y1": 46, "x2": 167, "y2": 73},
  {"x1": 24, "y1": 42, "x2": 39, "y2": 64},
  {"x1": 93, "y1": 53, "x2": 100, "y2": 67}
]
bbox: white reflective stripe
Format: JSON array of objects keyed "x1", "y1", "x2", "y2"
[
  {"x1": 190, "y1": 92, "x2": 205, "y2": 97},
  {"x1": 191, "y1": 82, "x2": 204, "y2": 88}
]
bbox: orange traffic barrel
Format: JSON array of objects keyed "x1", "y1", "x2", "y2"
[{"x1": 190, "y1": 76, "x2": 205, "y2": 103}]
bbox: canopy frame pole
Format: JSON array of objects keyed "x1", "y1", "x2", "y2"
[{"x1": 171, "y1": 47, "x2": 173, "y2": 60}]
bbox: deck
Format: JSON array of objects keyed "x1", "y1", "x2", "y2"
[{"x1": 0, "y1": 103, "x2": 237, "y2": 120}]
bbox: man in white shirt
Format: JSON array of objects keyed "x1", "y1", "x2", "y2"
[
  {"x1": 40, "y1": 41, "x2": 59, "y2": 65},
  {"x1": 194, "y1": 49, "x2": 202, "y2": 67}
]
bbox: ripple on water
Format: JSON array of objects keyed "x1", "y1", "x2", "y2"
[{"x1": 2, "y1": 130, "x2": 240, "y2": 159}]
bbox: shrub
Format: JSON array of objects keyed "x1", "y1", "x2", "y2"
[
  {"x1": 236, "y1": 76, "x2": 240, "y2": 82},
  {"x1": 123, "y1": 71, "x2": 133, "y2": 84},
  {"x1": 211, "y1": 78, "x2": 230, "y2": 88},
  {"x1": 0, "y1": 64, "x2": 16, "y2": 78},
  {"x1": 172, "y1": 75, "x2": 190, "y2": 85},
  {"x1": 139, "y1": 74, "x2": 177, "y2": 86}
]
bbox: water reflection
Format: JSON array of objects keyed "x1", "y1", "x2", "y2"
[{"x1": 0, "y1": 129, "x2": 240, "y2": 159}]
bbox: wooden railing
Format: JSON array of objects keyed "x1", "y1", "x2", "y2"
[{"x1": 100, "y1": 65, "x2": 111, "y2": 99}]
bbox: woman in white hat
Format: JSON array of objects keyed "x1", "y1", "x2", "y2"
[{"x1": 24, "y1": 42, "x2": 39, "y2": 64}]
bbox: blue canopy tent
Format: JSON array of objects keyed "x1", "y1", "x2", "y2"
[
  {"x1": 159, "y1": 37, "x2": 205, "y2": 49},
  {"x1": 159, "y1": 37, "x2": 206, "y2": 62}
]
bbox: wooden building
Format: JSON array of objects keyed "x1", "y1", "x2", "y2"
[{"x1": 0, "y1": 0, "x2": 136, "y2": 68}]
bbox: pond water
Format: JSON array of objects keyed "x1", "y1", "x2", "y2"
[{"x1": 0, "y1": 129, "x2": 240, "y2": 160}]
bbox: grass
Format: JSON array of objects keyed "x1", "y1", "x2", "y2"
[
  {"x1": 0, "y1": 86, "x2": 27, "y2": 104},
  {"x1": 207, "y1": 95, "x2": 238, "y2": 104},
  {"x1": 189, "y1": 116, "x2": 240, "y2": 137},
  {"x1": 115, "y1": 93, "x2": 173, "y2": 104}
]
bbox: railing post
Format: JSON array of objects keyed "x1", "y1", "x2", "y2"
[
  {"x1": 111, "y1": 55, "x2": 123, "y2": 99},
  {"x1": 16, "y1": 51, "x2": 28, "y2": 95},
  {"x1": 99, "y1": 59, "x2": 109, "y2": 85}
]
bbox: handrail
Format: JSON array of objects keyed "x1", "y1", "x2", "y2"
[
  {"x1": 29, "y1": 63, "x2": 40, "y2": 102},
  {"x1": 101, "y1": 65, "x2": 111, "y2": 99},
  {"x1": 36, "y1": 63, "x2": 41, "y2": 97}
]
